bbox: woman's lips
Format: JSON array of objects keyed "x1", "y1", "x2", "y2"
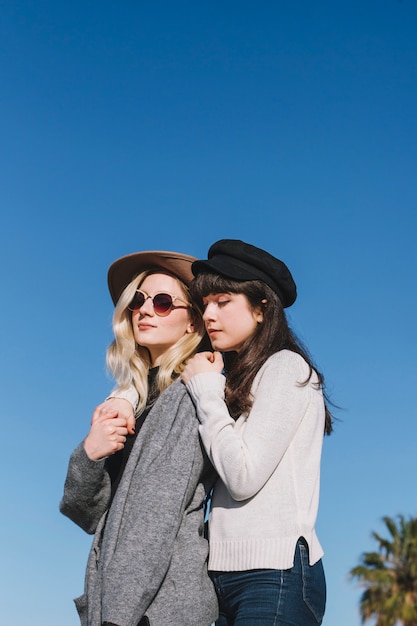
[{"x1": 138, "y1": 323, "x2": 155, "y2": 330}]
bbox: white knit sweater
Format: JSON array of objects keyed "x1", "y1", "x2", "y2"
[{"x1": 185, "y1": 349, "x2": 325, "y2": 571}]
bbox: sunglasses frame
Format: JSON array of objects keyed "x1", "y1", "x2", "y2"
[{"x1": 128, "y1": 290, "x2": 191, "y2": 317}]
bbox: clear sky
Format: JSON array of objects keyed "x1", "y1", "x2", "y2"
[{"x1": 1, "y1": 1, "x2": 416, "y2": 624}]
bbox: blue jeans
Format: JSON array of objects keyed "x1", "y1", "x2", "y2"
[{"x1": 211, "y1": 539, "x2": 326, "y2": 625}]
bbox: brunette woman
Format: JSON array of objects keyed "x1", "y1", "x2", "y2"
[{"x1": 181, "y1": 239, "x2": 333, "y2": 626}]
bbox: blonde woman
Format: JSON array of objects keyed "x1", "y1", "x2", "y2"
[{"x1": 60, "y1": 251, "x2": 218, "y2": 626}]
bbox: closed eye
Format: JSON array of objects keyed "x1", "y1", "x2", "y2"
[{"x1": 202, "y1": 294, "x2": 232, "y2": 309}]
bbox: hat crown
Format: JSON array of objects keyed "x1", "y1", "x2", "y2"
[
  {"x1": 193, "y1": 239, "x2": 297, "y2": 308},
  {"x1": 108, "y1": 250, "x2": 196, "y2": 305}
]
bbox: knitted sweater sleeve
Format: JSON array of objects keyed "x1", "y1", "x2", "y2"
[
  {"x1": 186, "y1": 351, "x2": 311, "y2": 501},
  {"x1": 107, "y1": 384, "x2": 139, "y2": 411},
  {"x1": 59, "y1": 442, "x2": 111, "y2": 534}
]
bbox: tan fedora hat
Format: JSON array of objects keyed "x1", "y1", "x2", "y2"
[{"x1": 107, "y1": 250, "x2": 197, "y2": 305}]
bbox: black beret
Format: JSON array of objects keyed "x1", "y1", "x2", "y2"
[{"x1": 192, "y1": 239, "x2": 297, "y2": 308}]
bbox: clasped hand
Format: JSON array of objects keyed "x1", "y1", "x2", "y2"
[
  {"x1": 84, "y1": 398, "x2": 135, "y2": 461},
  {"x1": 181, "y1": 351, "x2": 224, "y2": 384}
]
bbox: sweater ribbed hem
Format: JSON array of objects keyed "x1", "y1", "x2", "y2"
[{"x1": 208, "y1": 532, "x2": 323, "y2": 571}]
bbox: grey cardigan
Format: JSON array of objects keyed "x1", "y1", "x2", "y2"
[{"x1": 60, "y1": 380, "x2": 218, "y2": 626}]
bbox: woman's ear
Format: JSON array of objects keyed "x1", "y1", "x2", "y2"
[
  {"x1": 254, "y1": 310, "x2": 264, "y2": 324},
  {"x1": 187, "y1": 305, "x2": 204, "y2": 334},
  {"x1": 186, "y1": 310, "x2": 197, "y2": 334},
  {"x1": 255, "y1": 299, "x2": 268, "y2": 323},
  {"x1": 186, "y1": 320, "x2": 195, "y2": 334}
]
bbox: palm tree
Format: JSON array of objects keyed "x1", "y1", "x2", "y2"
[{"x1": 350, "y1": 515, "x2": 417, "y2": 625}]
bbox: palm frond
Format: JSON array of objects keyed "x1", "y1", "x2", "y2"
[{"x1": 350, "y1": 514, "x2": 417, "y2": 625}]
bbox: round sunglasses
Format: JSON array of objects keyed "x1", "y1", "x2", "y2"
[{"x1": 128, "y1": 290, "x2": 191, "y2": 316}]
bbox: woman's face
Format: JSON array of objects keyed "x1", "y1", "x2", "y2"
[
  {"x1": 202, "y1": 292, "x2": 263, "y2": 353},
  {"x1": 131, "y1": 273, "x2": 195, "y2": 365}
]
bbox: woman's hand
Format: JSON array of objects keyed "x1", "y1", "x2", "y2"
[
  {"x1": 83, "y1": 398, "x2": 135, "y2": 461},
  {"x1": 103, "y1": 398, "x2": 136, "y2": 434},
  {"x1": 181, "y1": 351, "x2": 224, "y2": 384}
]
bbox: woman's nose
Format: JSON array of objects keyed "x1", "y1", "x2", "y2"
[
  {"x1": 203, "y1": 303, "x2": 215, "y2": 321},
  {"x1": 139, "y1": 296, "x2": 154, "y2": 316}
]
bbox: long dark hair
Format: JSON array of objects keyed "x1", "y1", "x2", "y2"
[{"x1": 191, "y1": 272, "x2": 333, "y2": 435}]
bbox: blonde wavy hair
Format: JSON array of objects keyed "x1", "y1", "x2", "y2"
[{"x1": 106, "y1": 270, "x2": 205, "y2": 416}]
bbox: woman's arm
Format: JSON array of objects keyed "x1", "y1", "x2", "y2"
[
  {"x1": 59, "y1": 442, "x2": 111, "y2": 534},
  {"x1": 60, "y1": 400, "x2": 133, "y2": 532},
  {"x1": 185, "y1": 351, "x2": 313, "y2": 500},
  {"x1": 107, "y1": 385, "x2": 139, "y2": 415}
]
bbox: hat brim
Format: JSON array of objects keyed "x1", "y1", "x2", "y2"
[{"x1": 108, "y1": 251, "x2": 197, "y2": 305}]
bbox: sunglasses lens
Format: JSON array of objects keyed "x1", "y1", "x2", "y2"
[
  {"x1": 129, "y1": 292, "x2": 146, "y2": 310},
  {"x1": 128, "y1": 291, "x2": 180, "y2": 315},
  {"x1": 153, "y1": 293, "x2": 173, "y2": 315}
]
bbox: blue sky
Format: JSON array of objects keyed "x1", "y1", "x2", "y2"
[{"x1": 1, "y1": 1, "x2": 416, "y2": 624}]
